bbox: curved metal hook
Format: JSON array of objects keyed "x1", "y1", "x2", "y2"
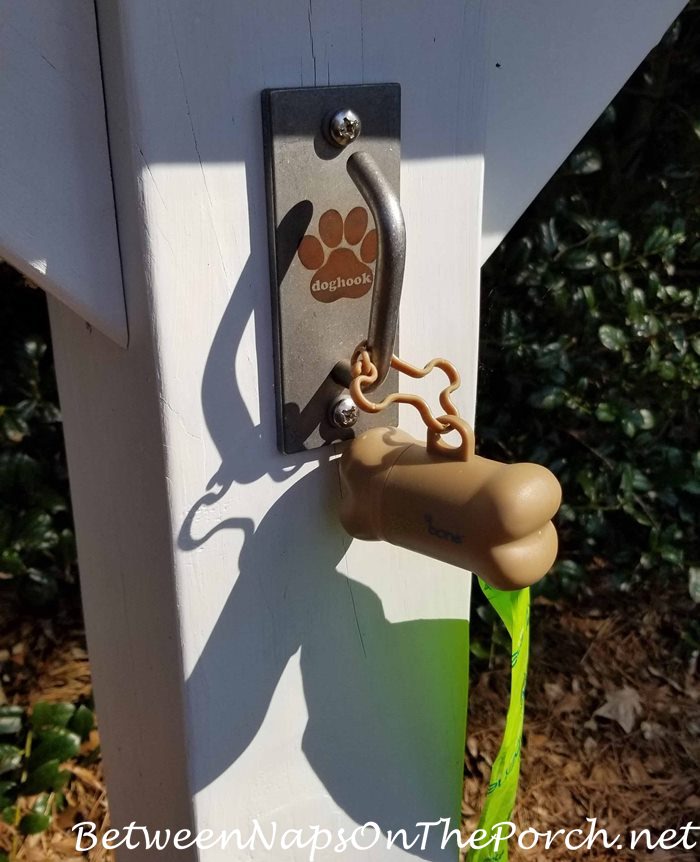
[{"x1": 334, "y1": 152, "x2": 405, "y2": 391}]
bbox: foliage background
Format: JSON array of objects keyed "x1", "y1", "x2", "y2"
[{"x1": 0, "y1": 269, "x2": 75, "y2": 616}]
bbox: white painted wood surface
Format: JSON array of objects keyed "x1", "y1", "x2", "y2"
[
  {"x1": 0, "y1": 0, "x2": 681, "y2": 343},
  {"x1": 50, "y1": 2, "x2": 484, "y2": 859},
  {"x1": 0, "y1": 0, "x2": 126, "y2": 345},
  {"x1": 41, "y1": 2, "x2": 684, "y2": 861},
  {"x1": 480, "y1": 0, "x2": 687, "y2": 262}
]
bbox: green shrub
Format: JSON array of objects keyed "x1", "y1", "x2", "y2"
[
  {"x1": 0, "y1": 272, "x2": 89, "y2": 854},
  {"x1": 477, "y1": 9, "x2": 700, "y2": 617},
  {"x1": 0, "y1": 267, "x2": 77, "y2": 610},
  {"x1": 0, "y1": 700, "x2": 94, "y2": 853}
]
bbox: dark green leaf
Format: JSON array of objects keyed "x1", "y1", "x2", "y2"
[
  {"x1": 633, "y1": 408, "x2": 655, "y2": 430},
  {"x1": 618, "y1": 231, "x2": 632, "y2": 260},
  {"x1": 0, "y1": 411, "x2": 29, "y2": 443},
  {"x1": 528, "y1": 386, "x2": 565, "y2": 410},
  {"x1": 68, "y1": 705, "x2": 94, "y2": 742},
  {"x1": 660, "y1": 545, "x2": 683, "y2": 566},
  {"x1": 28, "y1": 728, "x2": 80, "y2": 770},
  {"x1": 569, "y1": 147, "x2": 602, "y2": 175},
  {"x1": 19, "y1": 811, "x2": 51, "y2": 835},
  {"x1": 31, "y1": 702, "x2": 75, "y2": 732},
  {"x1": 564, "y1": 250, "x2": 598, "y2": 271},
  {"x1": 595, "y1": 403, "x2": 616, "y2": 422},
  {"x1": 0, "y1": 706, "x2": 23, "y2": 736},
  {"x1": 557, "y1": 560, "x2": 585, "y2": 577},
  {"x1": 538, "y1": 218, "x2": 559, "y2": 254},
  {"x1": 598, "y1": 324, "x2": 627, "y2": 351},
  {"x1": 0, "y1": 717, "x2": 22, "y2": 737},
  {"x1": 469, "y1": 639, "x2": 491, "y2": 660},
  {"x1": 16, "y1": 511, "x2": 58, "y2": 552},
  {"x1": 0, "y1": 745, "x2": 22, "y2": 776},
  {"x1": 581, "y1": 285, "x2": 597, "y2": 311},
  {"x1": 644, "y1": 225, "x2": 670, "y2": 254},
  {"x1": 22, "y1": 759, "x2": 70, "y2": 795},
  {"x1": 669, "y1": 325, "x2": 687, "y2": 354},
  {"x1": 576, "y1": 469, "x2": 598, "y2": 502},
  {"x1": 658, "y1": 361, "x2": 677, "y2": 380}
]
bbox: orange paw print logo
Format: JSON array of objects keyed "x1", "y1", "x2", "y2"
[{"x1": 297, "y1": 207, "x2": 377, "y2": 302}]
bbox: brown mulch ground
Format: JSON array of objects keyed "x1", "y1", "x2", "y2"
[
  {"x1": 0, "y1": 581, "x2": 697, "y2": 860},
  {"x1": 463, "y1": 580, "x2": 700, "y2": 860}
]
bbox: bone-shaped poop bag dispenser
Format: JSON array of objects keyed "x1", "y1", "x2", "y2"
[
  {"x1": 338, "y1": 416, "x2": 562, "y2": 591},
  {"x1": 324, "y1": 152, "x2": 560, "y2": 590}
]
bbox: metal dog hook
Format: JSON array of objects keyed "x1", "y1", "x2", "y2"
[
  {"x1": 333, "y1": 151, "x2": 406, "y2": 392},
  {"x1": 263, "y1": 83, "x2": 404, "y2": 451}
]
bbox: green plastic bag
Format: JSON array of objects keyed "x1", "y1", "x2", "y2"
[{"x1": 468, "y1": 581, "x2": 530, "y2": 862}]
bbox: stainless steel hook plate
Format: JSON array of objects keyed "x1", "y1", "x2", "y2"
[{"x1": 262, "y1": 83, "x2": 400, "y2": 454}]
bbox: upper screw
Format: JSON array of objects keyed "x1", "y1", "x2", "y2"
[{"x1": 326, "y1": 109, "x2": 362, "y2": 148}]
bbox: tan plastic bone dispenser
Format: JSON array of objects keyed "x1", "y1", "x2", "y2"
[{"x1": 338, "y1": 417, "x2": 562, "y2": 591}]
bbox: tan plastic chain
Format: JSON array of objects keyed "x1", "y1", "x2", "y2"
[{"x1": 348, "y1": 347, "x2": 463, "y2": 435}]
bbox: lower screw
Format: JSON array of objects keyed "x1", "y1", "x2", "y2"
[{"x1": 330, "y1": 395, "x2": 360, "y2": 429}]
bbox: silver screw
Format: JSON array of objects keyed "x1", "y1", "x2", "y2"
[
  {"x1": 330, "y1": 395, "x2": 360, "y2": 429},
  {"x1": 326, "y1": 109, "x2": 362, "y2": 147}
]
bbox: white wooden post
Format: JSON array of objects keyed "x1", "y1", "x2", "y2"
[
  {"x1": 0, "y1": 1, "x2": 684, "y2": 859},
  {"x1": 49, "y1": 3, "x2": 484, "y2": 858}
]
